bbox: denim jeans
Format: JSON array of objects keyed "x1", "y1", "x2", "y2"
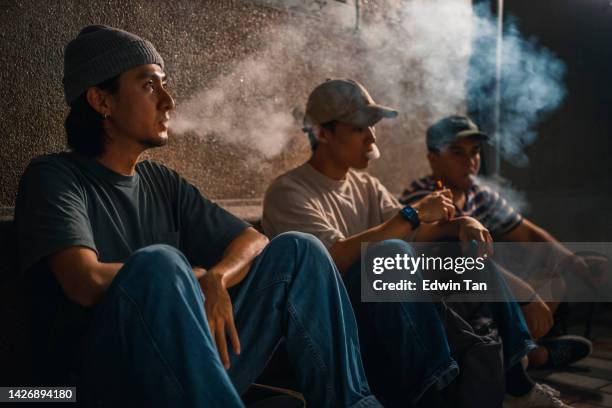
[
  {"x1": 77, "y1": 232, "x2": 380, "y2": 408},
  {"x1": 446, "y1": 257, "x2": 537, "y2": 371},
  {"x1": 343, "y1": 239, "x2": 535, "y2": 407},
  {"x1": 344, "y1": 240, "x2": 460, "y2": 407}
]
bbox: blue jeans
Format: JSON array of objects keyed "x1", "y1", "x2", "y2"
[
  {"x1": 450, "y1": 257, "x2": 537, "y2": 371},
  {"x1": 77, "y1": 232, "x2": 380, "y2": 408},
  {"x1": 344, "y1": 240, "x2": 535, "y2": 407},
  {"x1": 344, "y1": 240, "x2": 460, "y2": 406}
]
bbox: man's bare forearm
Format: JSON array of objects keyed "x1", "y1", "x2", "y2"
[
  {"x1": 201, "y1": 227, "x2": 269, "y2": 289},
  {"x1": 329, "y1": 194, "x2": 462, "y2": 273},
  {"x1": 87, "y1": 262, "x2": 124, "y2": 302},
  {"x1": 413, "y1": 220, "x2": 458, "y2": 242},
  {"x1": 48, "y1": 246, "x2": 123, "y2": 307},
  {"x1": 329, "y1": 214, "x2": 415, "y2": 274},
  {"x1": 502, "y1": 219, "x2": 573, "y2": 270}
]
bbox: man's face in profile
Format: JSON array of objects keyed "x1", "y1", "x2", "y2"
[
  {"x1": 323, "y1": 122, "x2": 378, "y2": 170},
  {"x1": 106, "y1": 64, "x2": 175, "y2": 149}
]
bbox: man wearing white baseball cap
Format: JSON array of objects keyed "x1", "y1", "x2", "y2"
[{"x1": 263, "y1": 80, "x2": 572, "y2": 408}]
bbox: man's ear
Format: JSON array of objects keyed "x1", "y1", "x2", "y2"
[
  {"x1": 316, "y1": 126, "x2": 331, "y2": 145},
  {"x1": 427, "y1": 151, "x2": 438, "y2": 167},
  {"x1": 85, "y1": 87, "x2": 112, "y2": 117}
]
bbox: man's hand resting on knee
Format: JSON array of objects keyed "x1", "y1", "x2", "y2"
[
  {"x1": 199, "y1": 269, "x2": 241, "y2": 370},
  {"x1": 195, "y1": 227, "x2": 268, "y2": 369}
]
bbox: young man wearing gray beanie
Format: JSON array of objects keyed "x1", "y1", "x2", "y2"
[{"x1": 14, "y1": 25, "x2": 381, "y2": 408}]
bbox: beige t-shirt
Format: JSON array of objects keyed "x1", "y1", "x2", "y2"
[{"x1": 262, "y1": 163, "x2": 402, "y2": 248}]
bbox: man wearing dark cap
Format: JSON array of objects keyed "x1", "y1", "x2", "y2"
[
  {"x1": 262, "y1": 80, "x2": 567, "y2": 407},
  {"x1": 400, "y1": 115, "x2": 593, "y2": 374},
  {"x1": 14, "y1": 26, "x2": 381, "y2": 407}
]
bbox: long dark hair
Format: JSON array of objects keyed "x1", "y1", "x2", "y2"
[{"x1": 64, "y1": 75, "x2": 120, "y2": 157}]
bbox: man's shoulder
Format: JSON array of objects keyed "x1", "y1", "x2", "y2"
[
  {"x1": 16, "y1": 153, "x2": 86, "y2": 222},
  {"x1": 22, "y1": 152, "x2": 81, "y2": 181},
  {"x1": 28, "y1": 151, "x2": 74, "y2": 168},
  {"x1": 267, "y1": 164, "x2": 312, "y2": 193},
  {"x1": 264, "y1": 164, "x2": 323, "y2": 208}
]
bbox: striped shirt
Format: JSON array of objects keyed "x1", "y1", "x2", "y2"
[{"x1": 399, "y1": 175, "x2": 523, "y2": 238}]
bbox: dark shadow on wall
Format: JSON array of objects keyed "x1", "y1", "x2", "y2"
[{"x1": 467, "y1": 0, "x2": 612, "y2": 241}]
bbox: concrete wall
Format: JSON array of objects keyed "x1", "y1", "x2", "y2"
[
  {"x1": 0, "y1": 0, "x2": 437, "y2": 216},
  {"x1": 3, "y1": 0, "x2": 609, "y2": 243}
]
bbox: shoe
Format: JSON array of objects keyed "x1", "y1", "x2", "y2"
[
  {"x1": 538, "y1": 335, "x2": 593, "y2": 368},
  {"x1": 503, "y1": 383, "x2": 570, "y2": 407},
  {"x1": 538, "y1": 383, "x2": 561, "y2": 398}
]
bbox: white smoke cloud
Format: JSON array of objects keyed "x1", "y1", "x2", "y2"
[
  {"x1": 474, "y1": 175, "x2": 529, "y2": 214},
  {"x1": 358, "y1": 0, "x2": 474, "y2": 124},
  {"x1": 170, "y1": 26, "x2": 309, "y2": 159},
  {"x1": 170, "y1": 0, "x2": 565, "y2": 166},
  {"x1": 469, "y1": 3, "x2": 566, "y2": 166}
]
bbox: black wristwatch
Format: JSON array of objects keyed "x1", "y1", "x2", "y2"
[{"x1": 399, "y1": 205, "x2": 421, "y2": 229}]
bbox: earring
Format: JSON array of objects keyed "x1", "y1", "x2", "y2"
[{"x1": 102, "y1": 113, "x2": 109, "y2": 120}]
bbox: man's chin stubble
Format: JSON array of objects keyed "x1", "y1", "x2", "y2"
[{"x1": 140, "y1": 138, "x2": 168, "y2": 149}]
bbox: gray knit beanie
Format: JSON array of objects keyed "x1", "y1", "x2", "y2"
[{"x1": 63, "y1": 25, "x2": 164, "y2": 105}]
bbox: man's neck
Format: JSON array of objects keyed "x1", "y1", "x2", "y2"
[
  {"x1": 451, "y1": 188, "x2": 467, "y2": 209},
  {"x1": 308, "y1": 151, "x2": 349, "y2": 181},
  {"x1": 96, "y1": 139, "x2": 145, "y2": 176}
]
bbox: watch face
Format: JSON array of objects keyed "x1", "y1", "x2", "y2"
[
  {"x1": 401, "y1": 206, "x2": 420, "y2": 228},
  {"x1": 402, "y1": 207, "x2": 417, "y2": 219}
]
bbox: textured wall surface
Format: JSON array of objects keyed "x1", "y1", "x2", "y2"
[
  {"x1": 2, "y1": 1, "x2": 609, "y2": 242},
  {"x1": 0, "y1": 0, "x2": 437, "y2": 210}
]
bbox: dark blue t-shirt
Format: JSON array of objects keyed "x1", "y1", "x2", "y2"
[{"x1": 15, "y1": 152, "x2": 249, "y2": 383}]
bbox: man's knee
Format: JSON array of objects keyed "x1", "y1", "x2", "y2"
[
  {"x1": 268, "y1": 231, "x2": 329, "y2": 259},
  {"x1": 259, "y1": 232, "x2": 338, "y2": 285},
  {"x1": 116, "y1": 244, "x2": 194, "y2": 287},
  {"x1": 365, "y1": 239, "x2": 416, "y2": 258},
  {"x1": 359, "y1": 240, "x2": 422, "y2": 285},
  {"x1": 550, "y1": 273, "x2": 567, "y2": 300}
]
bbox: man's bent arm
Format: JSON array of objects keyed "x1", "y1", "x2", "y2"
[
  {"x1": 502, "y1": 219, "x2": 576, "y2": 267},
  {"x1": 329, "y1": 214, "x2": 415, "y2": 274},
  {"x1": 502, "y1": 218, "x2": 558, "y2": 243},
  {"x1": 203, "y1": 227, "x2": 269, "y2": 289},
  {"x1": 413, "y1": 220, "x2": 459, "y2": 242},
  {"x1": 48, "y1": 227, "x2": 267, "y2": 309},
  {"x1": 197, "y1": 227, "x2": 268, "y2": 368},
  {"x1": 329, "y1": 194, "x2": 460, "y2": 274},
  {"x1": 48, "y1": 246, "x2": 123, "y2": 308}
]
